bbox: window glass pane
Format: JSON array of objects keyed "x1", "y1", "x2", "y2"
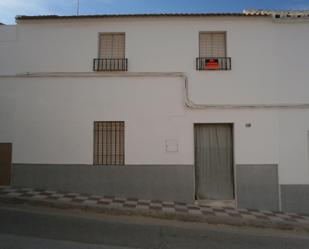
[
  {"x1": 112, "y1": 34, "x2": 125, "y2": 58},
  {"x1": 99, "y1": 34, "x2": 113, "y2": 58}
]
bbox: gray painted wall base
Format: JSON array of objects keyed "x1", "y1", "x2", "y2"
[
  {"x1": 281, "y1": 185, "x2": 309, "y2": 214},
  {"x1": 12, "y1": 164, "x2": 195, "y2": 203},
  {"x1": 236, "y1": 164, "x2": 279, "y2": 211}
]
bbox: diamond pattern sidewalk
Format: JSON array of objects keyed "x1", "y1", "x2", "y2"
[{"x1": 1, "y1": 186, "x2": 309, "y2": 226}]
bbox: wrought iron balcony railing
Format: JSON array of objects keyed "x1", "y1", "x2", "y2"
[
  {"x1": 196, "y1": 57, "x2": 231, "y2": 71},
  {"x1": 93, "y1": 58, "x2": 128, "y2": 71}
]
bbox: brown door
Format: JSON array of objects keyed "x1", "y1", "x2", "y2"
[{"x1": 0, "y1": 143, "x2": 12, "y2": 185}]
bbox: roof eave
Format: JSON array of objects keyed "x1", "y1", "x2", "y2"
[{"x1": 15, "y1": 13, "x2": 270, "y2": 23}]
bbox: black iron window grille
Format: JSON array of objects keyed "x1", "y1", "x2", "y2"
[
  {"x1": 94, "y1": 121, "x2": 125, "y2": 165},
  {"x1": 196, "y1": 57, "x2": 231, "y2": 71},
  {"x1": 93, "y1": 58, "x2": 128, "y2": 71}
]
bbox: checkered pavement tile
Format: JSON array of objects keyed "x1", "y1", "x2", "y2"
[{"x1": 1, "y1": 186, "x2": 309, "y2": 226}]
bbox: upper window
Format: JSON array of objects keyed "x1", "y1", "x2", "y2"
[
  {"x1": 199, "y1": 32, "x2": 226, "y2": 57},
  {"x1": 197, "y1": 32, "x2": 231, "y2": 70},
  {"x1": 99, "y1": 33, "x2": 125, "y2": 59},
  {"x1": 93, "y1": 33, "x2": 127, "y2": 71}
]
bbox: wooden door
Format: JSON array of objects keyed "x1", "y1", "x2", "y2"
[
  {"x1": 194, "y1": 124, "x2": 234, "y2": 200},
  {"x1": 0, "y1": 143, "x2": 12, "y2": 185}
]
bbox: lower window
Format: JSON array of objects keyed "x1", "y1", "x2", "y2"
[{"x1": 93, "y1": 121, "x2": 124, "y2": 165}]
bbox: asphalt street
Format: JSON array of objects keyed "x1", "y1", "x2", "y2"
[
  {"x1": 0, "y1": 204, "x2": 309, "y2": 249},
  {"x1": 0, "y1": 233, "x2": 135, "y2": 249}
]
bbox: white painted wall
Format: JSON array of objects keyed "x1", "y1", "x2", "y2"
[
  {"x1": 0, "y1": 76, "x2": 279, "y2": 166},
  {"x1": 0, "y1": 16, "x2": 309, "y2": 184}
]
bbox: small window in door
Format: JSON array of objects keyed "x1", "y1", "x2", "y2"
[{"x1": 94, "y1": 121, "x2": 125, "y2": 165}]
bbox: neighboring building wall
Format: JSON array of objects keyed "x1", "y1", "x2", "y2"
[
  {"x1": 1, "y1": 16, "x2": 309, "y2": 210},
  {"x1": 0, "y1": 25, "x2": 17, "y2": 74}
]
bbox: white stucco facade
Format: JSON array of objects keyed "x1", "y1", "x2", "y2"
[{"x1": 1, "y1": 14, "x2": 309, "y2": 199}]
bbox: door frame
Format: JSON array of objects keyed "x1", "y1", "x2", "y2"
[{"x1": 193, "y1": 123, "x2": 235, "y2": 200}]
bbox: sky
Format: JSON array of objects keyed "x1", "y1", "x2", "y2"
[{"x1": 0, "y1": 0, "x2": 309, "y2": 24}]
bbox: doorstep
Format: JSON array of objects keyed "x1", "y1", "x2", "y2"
[
  {"x1": 0, "y1": 186, "x2": 309, "y2": 232},
  {"x1": 195, "y1": 199, "x2": 236, "y2": 208}
]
